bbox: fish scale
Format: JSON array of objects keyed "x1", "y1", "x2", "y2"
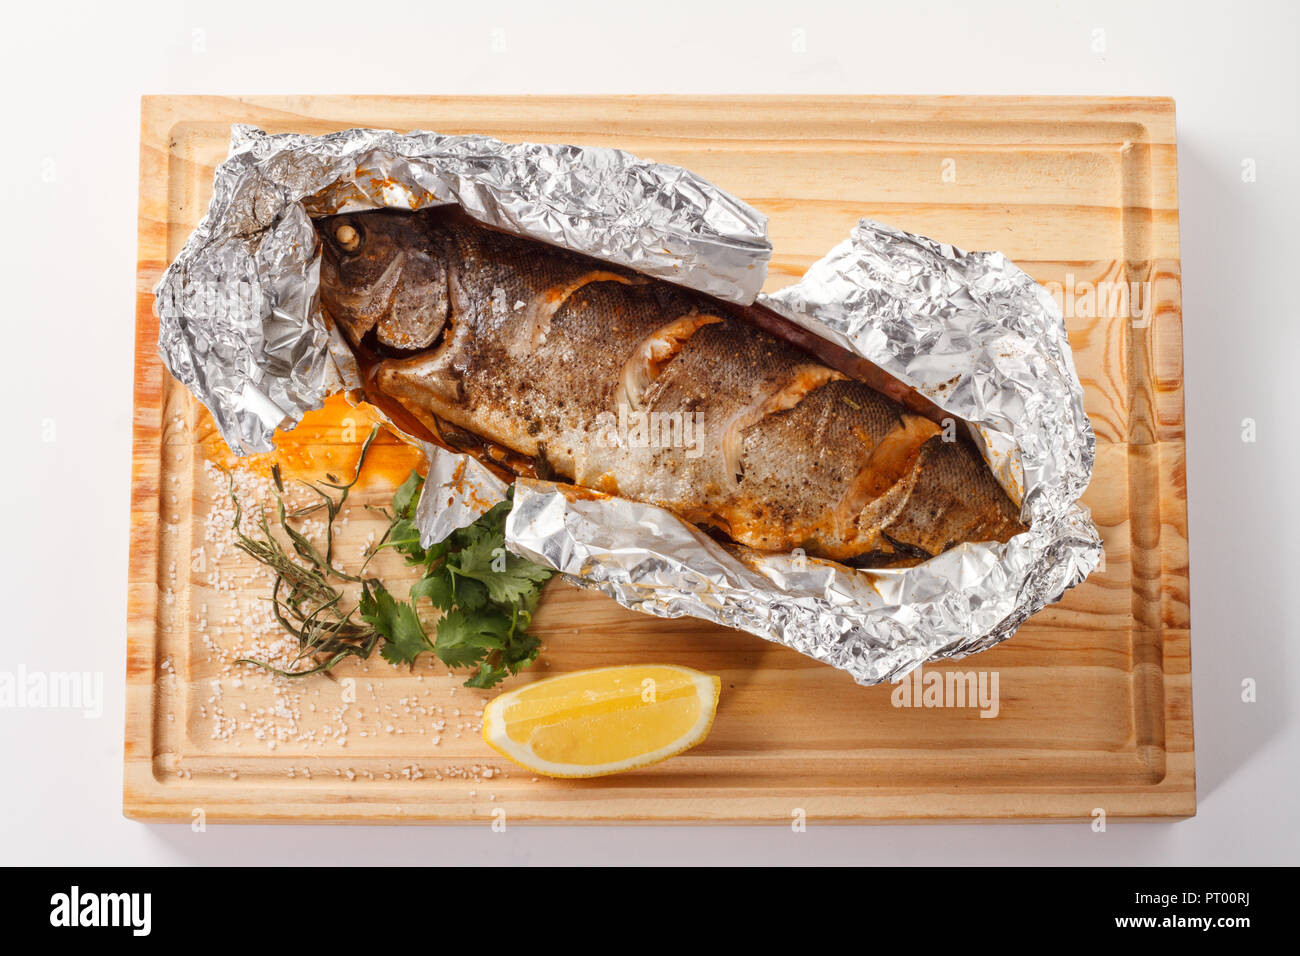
[{"x1": 316, "y1": 207, "x2": 1026, "y2": 565}]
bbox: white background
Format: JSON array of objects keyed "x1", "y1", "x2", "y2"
[{"x1": 1, "y1": 0, "x2": 1295, "y2": 865}]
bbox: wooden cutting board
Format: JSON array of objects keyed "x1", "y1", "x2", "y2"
[{"x1": 127, "y1": 95, "x2": 1191, "y2": 823}]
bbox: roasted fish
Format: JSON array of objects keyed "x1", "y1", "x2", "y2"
[{"x1": 317, "y1": 207, "x2": 1026, "y2": 565}]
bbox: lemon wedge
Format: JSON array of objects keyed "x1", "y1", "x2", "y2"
[{"x1": 482, "y1": 664, "x2": 721, "y2": 778}]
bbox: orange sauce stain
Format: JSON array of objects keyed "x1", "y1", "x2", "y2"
[
  {"x1": 197, "y1": 393, "x2": 427, "y2": 490},
  {"x1": 559, "y1": 484, "x2": 612, "y2": 503}
]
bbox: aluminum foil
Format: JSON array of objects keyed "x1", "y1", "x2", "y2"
[{"x1": 155, "y1": 125, "x2": 1101, "y2": 687}]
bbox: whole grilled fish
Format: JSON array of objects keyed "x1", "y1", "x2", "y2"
[{"x1": 317, "y1": 207, "x2": 1026, "y2": 565}]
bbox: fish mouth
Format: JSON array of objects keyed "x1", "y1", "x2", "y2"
[
  {"x1": 324, "y1": 250, "x2": 457, "y2": 355},
  {"x1": 357, "y1": 307, "x2": 456, "y2": 365},
  {"x1": 320, "y1": 251, "x2": 408, "y2": 346}
]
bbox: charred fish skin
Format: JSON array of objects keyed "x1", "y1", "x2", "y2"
[{"x1": 316, "y1": 207, "x2": 1026, "y2": 564}]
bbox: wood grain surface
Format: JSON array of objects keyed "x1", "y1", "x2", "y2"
[{"x1": 127, "y1": 96, "x2": 1191, "y2": 823}]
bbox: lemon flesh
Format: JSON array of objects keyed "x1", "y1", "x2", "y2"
[{"x1": 482, "y1": 664, "x2": 721, "y2": 778}]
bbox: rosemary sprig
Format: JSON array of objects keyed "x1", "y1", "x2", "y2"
[{"x1": 226, "y1": 426, "x2": 553, "y2": 687}]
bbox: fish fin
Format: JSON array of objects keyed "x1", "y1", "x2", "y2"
[
  {"x1": 721, "y1": 365, "x2": 847, "y2": 483},
  {"x1": 516, "y1": 271, "x2": 644, "y2": 353},
  {"x1": 836, "y1": 414, "x2": 942, "y2": 519},
  {"x1": 615, "y1": 313, "x2": 724, "y2": 413}
]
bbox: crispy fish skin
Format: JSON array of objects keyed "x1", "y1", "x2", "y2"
[{"x1": 317, "y1": 207, "x2": 1026, "y2": 564}]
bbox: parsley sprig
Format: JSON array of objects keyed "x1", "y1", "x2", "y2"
[{"x1": 229, "y1": 427, "x2": 554, "y2": 687}]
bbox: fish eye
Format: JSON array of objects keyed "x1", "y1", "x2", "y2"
[{"x1": 335, "y1": 222, "x2": 362, "y2": 253}]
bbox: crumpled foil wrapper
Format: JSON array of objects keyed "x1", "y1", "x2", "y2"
[{"x1": 156, "y1": 125, "x2": 1101, "y2": 687}]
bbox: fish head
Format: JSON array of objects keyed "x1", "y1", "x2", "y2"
[{"x1": 316, "y1": 209, "x2": 450, "y2": 351}]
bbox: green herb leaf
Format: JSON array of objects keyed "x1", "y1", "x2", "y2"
[
  {"x1": 385, "y1": 516, "x2": 429, "y2": 564},
  {"x1": 463, "y1": 661, "x2": 509, "y2": 689},
  {"x1": 434, "y1": 608, "x2": 511, "y2": 668},
  {"x1": 409, "y1": 568, "x2": 454, "y2": 611},
  {"x1": 452, "y1": 576, "x2": 490, "y2": 612},
  {"x1": 447, "y1": 525, "x2": 554, "y2": 605},
  {"x1": 359, "y1": 581, "x2": 430, "y2": 667},
  {"x1": 392, "y1": 469, "x2": 424, "y2": 519},
  {"x1": 501, "y1": 630, "x2": 542, "y2": 672}
]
